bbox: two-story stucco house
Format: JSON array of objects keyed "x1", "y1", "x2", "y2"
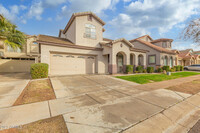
[
  {"x1": 37, "y1": 12, "x2": 148, "y2": 75},
  {"x1": 130, "y1": 35, "x2": 177, "y2": 69},
  {"x1": 0, "y1": 12, "x2": 180, "y2": 75}
]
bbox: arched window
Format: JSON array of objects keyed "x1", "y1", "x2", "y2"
[
  {"x1": 138, "y1": 54, "x2": 144, "y2": 66},
  {"x1": 170, "y1": 57, "x2": 173, "y2": 67},
  {"x1": 85, "y1": 24, "x2": 96, "y2": 39},
  {"x1": 164, "y1": 56, "x2": 168, "y2": 66}
]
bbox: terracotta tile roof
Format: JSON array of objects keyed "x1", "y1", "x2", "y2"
[
  {"x1": 129, "y1": 35, "x2": 153, "y2": 42},
  {"x1": 133, "y1": 39, "x2": 175, "y2": 54},
  {"x1": 130, "y1": 47, "x2": 149, "y2": 53},
  {"x1": 63, "y1": 12, "x2": 105, "y2": 34},
  {"x1": 151, "y1": 38, "x2": 173, "y2": 43},
  {"x1": 103, "y1": 38, "x2": 113, "y2": 41},
  {"x1": 37, "y1": 34, "x2": 74, "y2": 45},
  {"x1": 179, "y1": 49, "x2": 193, "y2": 53}
]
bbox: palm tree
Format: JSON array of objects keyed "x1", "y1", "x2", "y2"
[{"x1": 0, "y1": 15, "x2": 26, "y2": 50}]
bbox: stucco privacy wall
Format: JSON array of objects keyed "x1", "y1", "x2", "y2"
[
  {"x1": 40, "y1": 44, "x2": 108, "y2": 75},
  {"x1": 132, "y1": 41, "x2": 160, "y2": 68},
  {"x1": 0, "y1": 59, "x2": 35, "y2": 72},
  {"x1": 75, "y1": 16, "x2": 103, "y2": 48}
]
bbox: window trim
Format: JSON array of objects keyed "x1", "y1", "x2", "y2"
[
  {"x1": 148, "y1": 54, "x2": 156, "y2": 65},
  {"x1": 84, "y1": 24, "x2": 96, "y2": 40}
]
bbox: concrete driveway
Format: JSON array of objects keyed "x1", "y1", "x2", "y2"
[
  {"x1": 0, "y1": 73, "x2": 30, "y2": 108},
  {"x1": 50, "y1": 75, "x2": 191, "y2": 133}
]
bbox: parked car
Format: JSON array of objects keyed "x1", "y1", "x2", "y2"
[{"x1": 184, "y1": 64, "x2": 200, "y2": 71}]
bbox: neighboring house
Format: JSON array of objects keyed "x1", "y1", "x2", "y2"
[
  {"x1": 0, "y1": 35, "x2": 39, "y2": 72},
  {"x1": 130, "y1": 35, "x2": 177, "y2": 69},
  {"x1": 178, "y1": 49, "x2": 200, "y2": 66},
  {"x1": 37, "y1": 12, "x2": 148, "y2": 75}
]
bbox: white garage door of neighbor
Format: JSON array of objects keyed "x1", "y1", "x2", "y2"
[{"x1": 50, "y1": 53, "x2": 96, "y2": 75}]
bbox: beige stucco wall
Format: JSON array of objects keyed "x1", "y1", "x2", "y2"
[
  {"x1": 65, "y1": 19, "x2": 76, "y2": 44},
  {"x1": 0, "y1": 59, "x2": 35, "y2": 72},
  {"x1": 75, "y1": 16, "x2": 103, "y2": 47},
  {"x1": 40, "y1": 44, "x2": 108, "y2": 75}
]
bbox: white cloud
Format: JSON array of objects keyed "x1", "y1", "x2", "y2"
[
  {"x1": 0, "y1": 4, "x2": 19, "y2": 21},
  {"x1": 123, "y1": 0, "x2": 131, "y2": 2},
  {"x1": 27, "y1": 1, "x2": 44, "y2": 20},
  {"x1": 20, "y1": 5, "x2": 27, "y2": 10},
  {"x1": 47, "y1": 17, "x2": 52, "y2": 21},
  {"x1": 44, "y1": 0, "x2": 67, "y2": 7},
  {"x1": 172, "y1": 41, "x2": 200, "y2": 51},
  {"x1": 56, "y1": 0, "x2": 120, "y2": 20},
  {"x1": 108, "y1": 0, "x2": 200, "y2": 39}
]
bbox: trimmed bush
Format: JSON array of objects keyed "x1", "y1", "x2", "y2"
[
  {"x1": 157, "y1": 67, "x2": 163, "y2": 73},
  {"x1": 31, "y1": 63, "x2": 49, "y2": 79},
  {"x1": 180, "y1": 65, "x2": 184, "y2": 71},
  {"x1": 162, "y1": 66, "x2": 170, "y2": 72},
  {"x1": 147, "y1": 67, "x2": 154, "y2": 73},
  {"x1": 170, "y1": 68, "x2": 175, "y2": 72},
  {"x1": 143, "y1": 69, "x2": 147, "y2": 73},
  {"x1": 136, "y1": 66, "x2": 143, "y2": 73},
  {"x1": 134, "y1": 71, "x2": 139, "y2": 73},
  {"x1": 175, "y1": 65, "x2": 181, "y2": 71},
  {"x1": 126, "y1": 65, "x2": 133, "y2": 74}
]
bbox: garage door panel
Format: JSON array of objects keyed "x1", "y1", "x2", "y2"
[{"x1": 50, "y1": 53, "x2": 96, "y2": 75}]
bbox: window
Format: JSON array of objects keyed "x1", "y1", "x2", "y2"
[
  {"x1": 149, "y1": 55, "x2": 156, "y2": 64},
  {"x1": 162, "y1": 42, "x2": 167, "y2": 48},
  {"x1": 32, "y1": 42, "x2": 38, "y2": 45},
  {"x1": 7, "y1": 45, "x2": 22, "y2": 53},
  {"x1": 84, "y1": 24, "x2": 96, "y2": 39}
]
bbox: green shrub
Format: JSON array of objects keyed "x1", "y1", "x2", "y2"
[
  {"x1": 136, "y1": 66, "x2": 143, "y2": 73},
  {"x1": 175, "y1": 65, "x2": 181, "y2": 71},
  {"x1": 162, "y1": 66, "x2": 170, "y2": 72},
  {"x1": 143, "y1": 69, "x2": 147, "y2": 73},
  {"x1": 180, "y1": 65, "x2": 184, "y2": 71},
  {"x1": 134, "y1": 71, "x2": 139, "y2": 73},
  {"x1": 126, "y1": 65, "x2": 133, "y2": 73},
  {"x1": 147, "y1": 67, "x2": 154, "y2": 73},
  {"x1": 170, "y1": 68, "x2": 175, "y2": 72},
  {"x1": 157, "y1": 67, "x2": 163, "y2": 73},
  {"x1": 31, "y1": 63, "x2": 49, "y2": 79}
]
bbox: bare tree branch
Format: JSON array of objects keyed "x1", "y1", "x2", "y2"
[{"x1": 181, "y1": 18, "x2": 200, "y2": 45}]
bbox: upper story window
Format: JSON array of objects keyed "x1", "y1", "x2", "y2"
[
  {"x1": 84, "y1": 24, "x2": 96, "y2": 39},
  {"x1": 7, "y1": 45, "x2": 21, "y2": 53},
  {"x1": 162, "y1": 42, "x2": 167, "y2": 48}
]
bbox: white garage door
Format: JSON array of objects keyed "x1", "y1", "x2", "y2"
[{"x1": 50, "y1": 53, "x2": 96, "y2": 75}]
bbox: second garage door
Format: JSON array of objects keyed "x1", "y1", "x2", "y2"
[{"x1": 50, "y1": 53, "x2": 96, "y2": 75}]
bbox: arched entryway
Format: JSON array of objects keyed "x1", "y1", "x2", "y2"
[
  {"x1": 164, "y1": 56, "x2": 168, "y2": 66},
  {"x1": 116, "y1": 52, "x2": 126, "y2": 73},
  {"x1": 170, "y1": 56, "x2": 173, "y2": 67},
  {"x1": 138, "y1": 54, "x2": 144, "y2": 66}
]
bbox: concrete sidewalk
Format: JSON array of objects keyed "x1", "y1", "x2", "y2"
[{"x1": 0, "y1": 80, "x2": 29, "y2": 108}]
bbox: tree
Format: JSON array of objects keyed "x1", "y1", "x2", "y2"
[
  {"x1": 181, "y1": 18, "x2": 200, "y2": 44},
  {"x1": 0, "y1": 15, "x2": 26, "y2": 50}
]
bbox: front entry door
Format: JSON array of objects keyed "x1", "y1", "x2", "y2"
[{"x1": 117, "y1": 53, "x2": 124, "y2": 73}]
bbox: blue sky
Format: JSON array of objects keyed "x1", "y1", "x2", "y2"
[{"x1": 1, "y1": 0, "x2": 200, "y2": 50}]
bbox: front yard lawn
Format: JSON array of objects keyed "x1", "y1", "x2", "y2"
[{"x1": 116, "y1": 72, "x2": 200, "y2": 84}]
